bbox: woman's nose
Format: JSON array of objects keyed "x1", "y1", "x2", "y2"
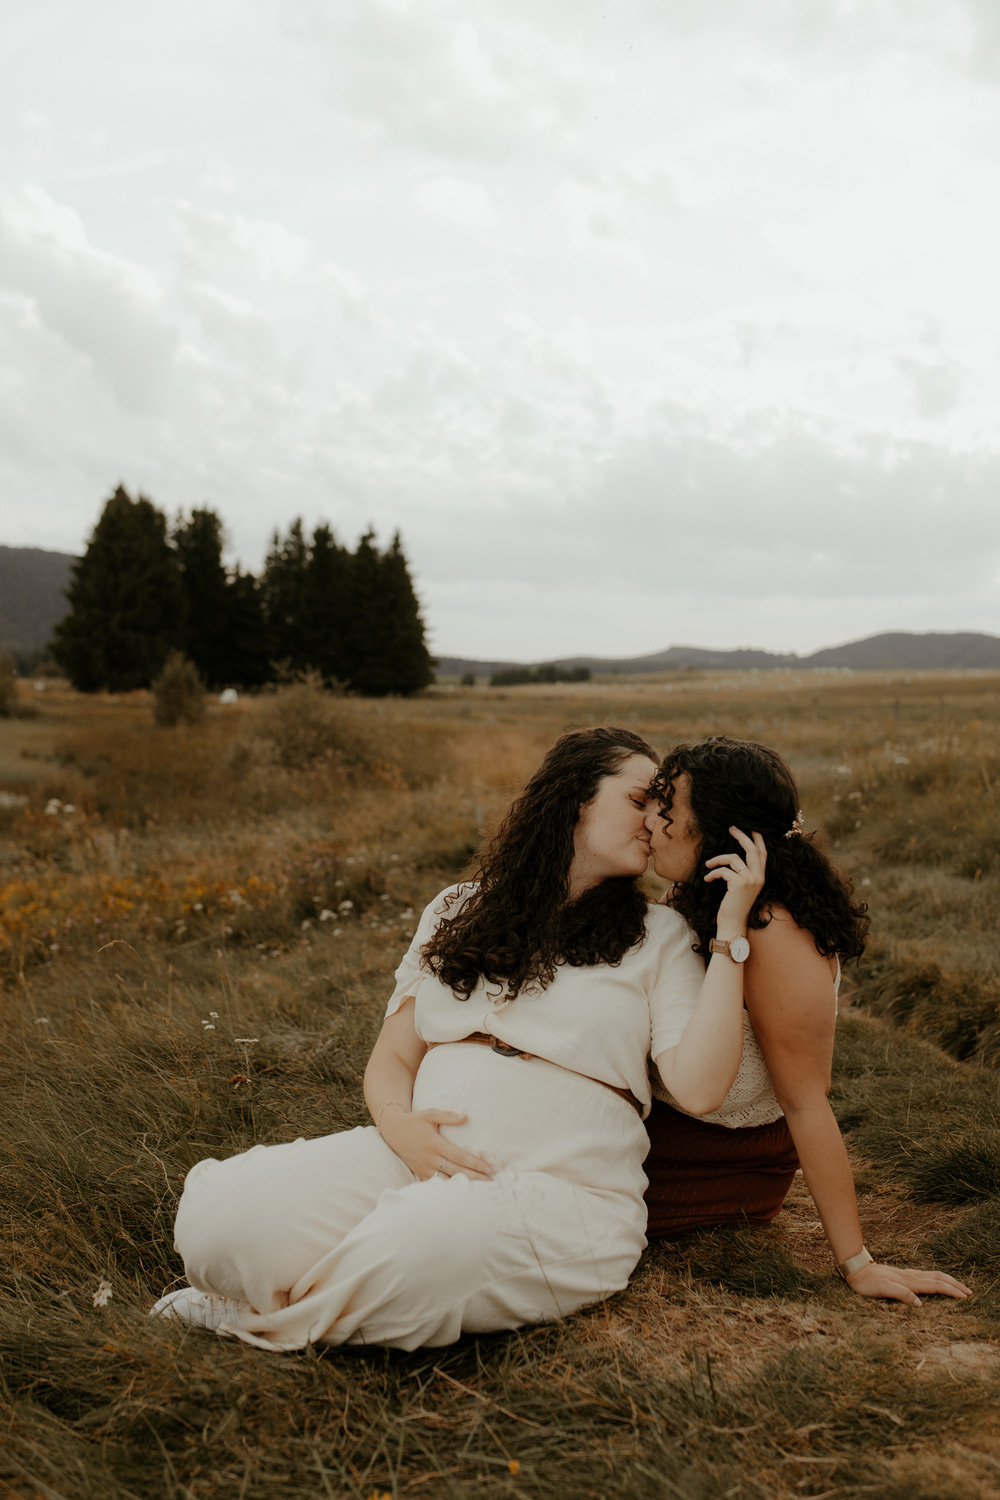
[{"x1": 643, "y1": 806, "x2": 657, "y2": 832}]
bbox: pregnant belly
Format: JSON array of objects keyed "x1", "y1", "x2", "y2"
[{"x1": 412, "y1": 1042, "x2": 646, "y2": 1201}]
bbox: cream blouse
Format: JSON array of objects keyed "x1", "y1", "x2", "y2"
[{"x1": 387, "y1": 883, "x2": 706, "y2": 1118}]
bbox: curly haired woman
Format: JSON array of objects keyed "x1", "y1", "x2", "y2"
[
  {"x1": 151, "y1": 726, "x2": 766, "y2": 1350},
  {"x1": 642, "y1": 736, "x2": 970, "y2": 1306}
]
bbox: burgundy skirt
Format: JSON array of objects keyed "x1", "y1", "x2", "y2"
[{"x1": 643, "y1": 1097, "x2": 799, "y2": 1240}]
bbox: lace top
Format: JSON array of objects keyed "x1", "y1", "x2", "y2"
[{"x1": 651, "y1": 960, "x2": 841, "y2": 1129}]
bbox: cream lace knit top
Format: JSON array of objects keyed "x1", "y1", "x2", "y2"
[{"x1": 651, "y1": 961, "x2": 841, "y2": 1129}]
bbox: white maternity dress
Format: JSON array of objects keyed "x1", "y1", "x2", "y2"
[{"x1": 171, "y1": 884, "x2": 704, "y2": 1351}]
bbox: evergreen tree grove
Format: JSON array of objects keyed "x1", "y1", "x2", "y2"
[{"x1": 51, "y1": 492, "x2": 433, "y2": 697}]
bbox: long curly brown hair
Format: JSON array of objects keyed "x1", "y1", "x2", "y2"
[
  {"x1": 650, "y1": 736, "x2": 869, "y2": 962},
  {"x1": 423, "y1": 726, "x2": 658, "y2": 999}
]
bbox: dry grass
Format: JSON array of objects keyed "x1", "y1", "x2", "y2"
[{"x1": 2, "y1": 670, "x2": 1000, "y2": 1498}]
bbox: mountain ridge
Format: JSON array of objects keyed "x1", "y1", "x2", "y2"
[{"x1": 1, "y1": 544, "x2": 998, "y2": 674}]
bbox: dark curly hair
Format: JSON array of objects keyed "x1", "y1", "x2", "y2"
[
  {"x1": 650, "y1": 736, "x2": 869, "y2": 963},
  {"x1": 423, "y1": 725, "x2": 659, "y2": 999}
]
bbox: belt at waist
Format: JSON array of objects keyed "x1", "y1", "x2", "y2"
[{"x1": 426, "y1": 1032, "x2": 644, "y2": 1117}]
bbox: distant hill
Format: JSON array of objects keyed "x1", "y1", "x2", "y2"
[
  {"x1": 0, "y1": 546, "x2": 76, "y2": 654},
  {"x1": 1, "y1": 546, "x2": 998, "y2": 676},
  {"x1": 436, "y1": 631, "x2": 1000, "y2": 678}
]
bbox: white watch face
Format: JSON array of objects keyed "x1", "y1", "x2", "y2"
[{"x1": 729, "y1": 935, "x2": 750, "y2": 963}]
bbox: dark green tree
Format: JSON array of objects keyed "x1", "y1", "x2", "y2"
[
  {"x1": 172, "y1": 508, "x2": 230, "y2": 689},
  {"x1": 261, "y1": 519, "x2": 311, "y2": 673},
  {"x1": 220, "y1": 567, "x2": 271, "y2": 688},
  {"x1": 302, "y1": 524, "x2": 350, "y2": 683},
  {"x1": 347, "y1": 530, "x2": 433, "y2": 695},
  {"x1": 52, "y1": 486, "x2": 180, "y2": 691}
]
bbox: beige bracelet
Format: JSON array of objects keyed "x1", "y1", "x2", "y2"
[
  {"x1": 836, "y1": 1247, "x2": 874, "y2": 1280},
  {"x1": 375, "y1": 1099, "x2": 407, "y2": 1131}
]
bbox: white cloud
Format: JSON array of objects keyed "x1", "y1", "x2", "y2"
[
  {"x1": 0, "y1": 184, "x2": 175, "y2": 412},
  {"x1": 410, "y1": 175, "x2": 503, "y2": 238},
  {"x1": 172, "y1": 203, "x2": 310, "y2": 282}
]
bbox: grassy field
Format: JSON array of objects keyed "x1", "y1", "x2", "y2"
[{"x1": 2, "y1": 670, "x2": 1000, "y2": 1500}]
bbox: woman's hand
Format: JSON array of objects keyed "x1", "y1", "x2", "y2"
[
  {"x1": 379, "y1": 1105, "x2": 493, "y2": 1182},
  {"x1": 706, "y1": 826, "x2": 767, "y2": 934},
  {"x1": 845, "y1": 1259, "x2": 972, "y2": 1306}
]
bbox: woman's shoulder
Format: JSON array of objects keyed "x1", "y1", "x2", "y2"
[
  {"x1": 751, "y1": 905, "x2": 835, "y2": 972},
  {"x1": 643, "y1": 900, "x2": 698, "y2": 944}
]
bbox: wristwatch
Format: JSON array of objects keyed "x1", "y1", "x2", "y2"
[{"x1": 709, "y1": 934, "x2": 750, "y2": 963}]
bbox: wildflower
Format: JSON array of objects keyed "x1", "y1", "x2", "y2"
[
  {"x1": 332, "y1": 928, "x2": 343, "y2": 936},
  {"x1": 227, "y1": 889, "x2": 247, "y2": 906},
  {"x1": 209, "y1": 1011, "x2": 219, "y2": 1018},
  {"x1": 193, "y1": 902, "x2": 203, "y2": 911},
  {"x1": 301, "y1": 919, "x2": 313, "y2": 931},
  {"x1": 319, "y1": 909, "x2": 334, "y2": 921},
  {"x1": 93, "y1": 1279, "x2": 113, "y2": 1308},
  {"x1": 44, "y1": 798, "x2": 62, "y2": 816},
  {"x1": 338, "y1": 899, "x2": 354, "y2": 912},
  {"x1": 63, "y1": 804, "x2": 76, "y2": 814},
  {"x1": 508, "y1": 1460, "x2": 520, "y2": 1475},
  {"x1": 34, "y1": 1016, "x2": 51, "y2": 1025},
  {"x1": 201, "y1": 1021, "x2": 215, "y2": 1031},
  {"x1": 233, "y1": 1038, "x2": 259, "y2": 1045}
]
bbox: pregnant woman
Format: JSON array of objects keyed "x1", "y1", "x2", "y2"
[
  {"x1": 643, "y1": 736, "x2": 971, "y2": 1306},
  {"x1": 152, "y1": 726, "x2": 766, "y2": 1350}
]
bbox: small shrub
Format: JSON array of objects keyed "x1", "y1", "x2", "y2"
[
  {"x1": 231, "y1": 672, "x2": 364, "y2": 774},
  {"x1": 151, "y1": 652, "x2": 206, "y2": 727}
]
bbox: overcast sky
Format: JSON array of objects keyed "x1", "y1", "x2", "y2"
[{"x1": 2, "y1": 0, "x2": 999, "y2": 660}]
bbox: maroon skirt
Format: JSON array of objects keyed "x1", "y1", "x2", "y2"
[{"x1": 644, "y1": 1096, "x2": 799, "y2": 1240}]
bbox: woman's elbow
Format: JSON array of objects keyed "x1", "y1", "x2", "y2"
[{"x1": 668, "y1": 1080, "x2": 730, "y2": 1117}]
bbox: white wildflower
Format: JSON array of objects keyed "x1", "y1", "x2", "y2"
[
  {"x1": 34, "y1": 1016, "x2": 51, "y2": 1025},
  {"x1": 301, "y1": 918, "x2": 313, "y2": 930},
  {"x1": 92, "y1": 1278, "x2": 113, "y2": 1308},
  {"x1": 233, "y1": 1037, "x2": 259, "y2": 1045},
  {"x1": 63, "y1": 804, "x2": 76, "y2": 814},
  {"x1": 209, "y1": 1011, "x2": 219, "y2": 1018},
  {"x1": 319, "y1": 909, "x2": 334, "y2": 921},
  {"x1": 338, "y1": 900, "x2": 354, "y2": 912},
  {"x1": 44, "y1": 798, "x2": 62, "y2": 816},
  {"x1": 201, "y1": 1021, "x2": 215, "y2": 1030},
  {"x1": 193, "y1": 902, "x2": 203, "y2": 911},
  {"x1": 227, "y1": 889, "x2": 247, "y2": 906}
]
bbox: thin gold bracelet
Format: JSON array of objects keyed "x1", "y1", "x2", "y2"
[{"x1": 375, "y1": 1099, "x2": 407, "y2": 1130}]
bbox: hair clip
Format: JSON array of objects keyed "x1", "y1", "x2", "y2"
[{"x1": 784, "y1": 810, "x2": 804, "y2": 839}]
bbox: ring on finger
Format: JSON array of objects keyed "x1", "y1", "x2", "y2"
[{"x1": 438, "y1": 1156, "x2": 449, "y2": 1173}]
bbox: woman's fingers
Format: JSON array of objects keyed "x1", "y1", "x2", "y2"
[{"x1": 847, "y1": 1262, "x2": 973, "y2": 1302}]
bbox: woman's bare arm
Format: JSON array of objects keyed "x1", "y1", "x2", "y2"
[
  {"x1": 746, "y1": 913, "x2": 970, "y2": 1304},
  {"x1": 654, "y1": 829, "x2": 766, "y2": 1116},
  {"x1": 363, "y1": 998, "x2": 493, "y2": 1181}
]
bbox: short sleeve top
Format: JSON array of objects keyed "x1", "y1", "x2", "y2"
[{"x1": 386, "y1": 883, "x2": 705, "y2": 1117}]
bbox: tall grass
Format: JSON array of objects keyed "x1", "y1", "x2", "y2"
[{"x1": 3, "y1": 670, "x2": 1000, "y2": 1497}]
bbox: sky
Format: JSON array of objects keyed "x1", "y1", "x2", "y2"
[{"x1": 1, "y1": 0, "x2": 999, "y2": 662}]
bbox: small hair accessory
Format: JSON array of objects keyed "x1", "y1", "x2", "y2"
[{"x1": 784, "y1": 810, "x2": 805, "y2": 839}]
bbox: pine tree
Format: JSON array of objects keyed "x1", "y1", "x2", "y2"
[
  {"x1": 302, "y1": 523, "x2": 350, "y2": 684},
  {"x1": 52, "y1": 486, "x2": 180, "y2": 692},
  {"x1": 347, "y1": 530, "x2": 433, "y2": 695},
  {"x1": 261, "y1": 519, "x2": 311, "y2": 673},
  {"x1": 220, "y1": 568, "x2": 271, "y2": 688},
  {"x1": 172, "y1": 508, "x2": 230, "y2": 689}
]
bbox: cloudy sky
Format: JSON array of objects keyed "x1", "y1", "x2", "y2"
[{"x1": 2, "y1": 0, "x2": 999, "y2": 661}]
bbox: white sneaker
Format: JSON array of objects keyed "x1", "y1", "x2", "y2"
[{"x1": 149, "y1": 1286, "x2": 249, "y2": 1331}]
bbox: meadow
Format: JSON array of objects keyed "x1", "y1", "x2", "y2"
[{"x1": 2, "y1": 668, "x2": 1000, "y2": 1500}]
